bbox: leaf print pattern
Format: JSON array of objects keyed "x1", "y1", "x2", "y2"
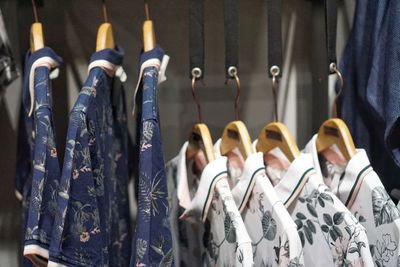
[
  {"x1": 262, "y1": 211, "x2": 277, "y2": 241},
  {"x1": 370, "y1": 234, "x2": 399, "y2": 267},
  {"x1": 372, "y1": 186, "x2": 400, "y2": 227},
  {"x1": 132, "y1": 61, "x2": 174, "y2": 267}
]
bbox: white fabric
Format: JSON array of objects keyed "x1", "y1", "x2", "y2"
[
  {"x1": 230, "y1": 151, "x2": 304, "y2": 266},
  {"x1": 132, "y1": 54, "x2": 170, "y2": 115},
  {"x1": 266, "y1": 152, "x2": 374, "y2": 267},
  {"x1": 28, "y1": 56, "x2": 60, "y2": 116},
  {"x1": 181, "y1": 156, "x2": 254, "y2": 266},
  {"x1": 88, "y1": 59, "x2": 127, "y2": 82},
  {"x1": 304, "y1": 135, "x2": 400, "y2": 267}
]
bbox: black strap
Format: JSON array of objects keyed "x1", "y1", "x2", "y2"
[
  {"x1": 224, "y1": 0, "x2": 239, "y2": 79},
  {"x1": 267, "y1": 0, "x2": 282, "y2": 78},
  {"x1": 189, "y1": 0, "x2": 204, "y2": 79},
  {"x1": 325, "y1": 0, "x2": 338, "y2": 74}
]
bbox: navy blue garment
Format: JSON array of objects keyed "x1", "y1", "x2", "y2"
[
  {"x1": 338, "y1": 0, "x2": 400, "y2": 193},
  {"x1": 131, "y1": 46, "x2": 174, "y2": 267},
  {"x1": 48, "y1": 48, "x2": 131, "y2": 267},
  {"x1": 15, "y1": 47, "x2": 62, "y2": 267}
]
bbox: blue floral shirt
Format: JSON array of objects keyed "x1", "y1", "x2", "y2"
[
  {"x1": 131, "y1": 46, "x2": 174, "y2": 267},
  {"x1": 48, "y1": 48, "x2": 131, "y2": 267},
  {"x1": 15, "y1": 47, "x2": 62, "y2": 267}
]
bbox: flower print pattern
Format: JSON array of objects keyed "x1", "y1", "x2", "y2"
[
  {"x1": 372, "y1": 186, "x2": 400, "y2": 227},
  {"x1": 132, "y1": 62, "x2": 174, "y2": 267},
  {"x1": 370, "y1": 234, "x2": 399, "y2": 267},
  {"x1": 49, "y1": 49, "x2": 132, "y2": 267}
]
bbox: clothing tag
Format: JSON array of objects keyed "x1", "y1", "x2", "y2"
[
  {"x1": 28, "y1": 57, "x2": 60, "y2": 117},
  {"x1": 132, "y1": 54, "x2": 169, "y2": 116}
]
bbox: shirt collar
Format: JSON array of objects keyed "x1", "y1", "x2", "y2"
[
  {"x1": 22, "y1": 47, "x2": 62, "y2": 115},
  {"x1": 272, "y1": 153, "x2": 316, "y2": 206},
  {"x1": 181, "y1": 157, "x2": 228, "y2": 223},
  {"x1": 175, "y1": 142, "x2": 192, "y2": 209},
  {"x1": 232, "y1": 152, "x2": 266, "y2": 212},
  {"x1": 304, "y1": 134, "x2": 373, "y2": 206}
]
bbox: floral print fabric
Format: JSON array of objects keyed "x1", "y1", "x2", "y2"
[
  {"x1": 15, "y1": 47, "x2": 62, "y2": 267},
  {"x1": 304, "y1": 135, "x2": 400, "y2": 267},
  {"x1": 48, "y1": 48, "x2": 131, "y2": 267},
  {"x1": 264, "y1": 152, "x2": 374, "y2": 267},
  {"x1": 130, "y1": 46, "x2": 174, "y2": 267},
  {"x1": 181, "y1": 156, "x2": 254, "y2": 266},
  {"x1": 230, "y1": 152, "x2": 304, "y2": 267}
]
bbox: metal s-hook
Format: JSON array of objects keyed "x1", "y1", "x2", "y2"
[
  {"x1": 191, "y1": 68, "x2": 203, "y2": 123},
  {"x1": 270, "y1": 65, "x2": 280, "y2": 122},
  {"x1": 330, "y1": 62, "x2": 344, "y2": 118},
  {"x1": 225, "y1": 66, "x2": 241, "y2": 121},
  {"x1": 102, "y1": 0, "x2": 109, "y2": 23},
  {"x1": 31, "y1": 0, "x2": 39, "y2": 23}
]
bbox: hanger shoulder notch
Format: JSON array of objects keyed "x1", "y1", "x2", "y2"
[
  {"x1": 316, "y1": 118, "x2": 356, "y2": 161},
  {"x1": 96, "y1": 22, "x2": 115, "y2": 51},
  {"x1": 220, "y1": 120, "x2": 254, "y2": 159},
  {"x1": 30, "y1": 22, "x2": 45, "y2": 52},
  {"x1": 256, "y1": 122, "x2": 300, "y2": 162},
  {"x1": 187, "y1": 123, "x2": 215, "y2": 163}
]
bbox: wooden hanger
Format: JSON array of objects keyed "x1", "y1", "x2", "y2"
[
  {"x1": 186, "y1": 74, "x2": 215, "y2": 163},
  {"x1": 30, "y1": 0, "x2": 44, "y2": 52},
  {"x1": 256, "y1": 122, "x2": 300, "y2": 162},
  {"x1": 219, "y1": 70, "x2": 254, "y2": 159},
  {"x1": 143, "y1": 0, "x2": 156, "y2": 52},
  {"x1": 96, "y1": 0, "x2": 115, "y2": 51},
  {"x1": 256, "y1": 68, "x2": 300, "y2": 162},
  {"x1": 316, "y1": 64, "x2": 356, "y2": 161}
]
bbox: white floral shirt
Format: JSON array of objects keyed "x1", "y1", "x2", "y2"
[
  {"x1": 213, "y1": 139, "x2": 304, "y2": 266},
  {"x1": 166, "y1": 142, "x2": 254, "y2": 266},
  {"x1": 256, "y1": 145, "x2": 374, "y2": 267},
  {"x1": 165, "y1": 142, "x2": 204, "y2": 267},
  {"x1": 304, "y1": 134, "x2": 400, "y2": 267}
]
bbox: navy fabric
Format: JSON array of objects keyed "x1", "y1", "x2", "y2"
[
  {"x1": 48, "y1": 48, "x2": 131, "y2": 267},
  {"x1": 15, "y1": 47, "x2": 62, "y2": 266},
  {"x1": 131, "y1": 46, "x2": 174, "y2": 267},
  {"x1": 338, "y1": 0, "x2": 400, "y2": 193}
]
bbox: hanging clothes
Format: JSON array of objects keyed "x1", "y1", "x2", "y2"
[
  {"x1": 254, "y1": 140, "x2": 374, "y2": 266},
  {"x1": 337, "y1": 0, "x2": 400, "y2": 194},
  {"x1": 180, "y1": 155, "x2": 254, "y2": 266},
  {"x1": 0, "y1": 8, "x2": 18, "y2": 92},
  {"x1": 48, "y1": 48, "x2": 131, "y2": 267},
  {"x1": 15, "y1": 47, "x2": 62, "y2": 267},
  {"x1": 165, "y1": 142, "x2": 204, "y2": 267},
  {"x1": 130, "y1": 46, "x2": 174, "y2": 267},
  {"x1": 304, "y1": 135, "x2": 400, "y2": 266},
  {"x1": 212, "y1": 139, "x2": 304, "y2": 266}
]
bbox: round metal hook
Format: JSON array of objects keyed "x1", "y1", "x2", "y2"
[
  {"x1": 226, "y1": 66, "x2": 241, "y2": 121},
  {"x1": 191, "y1": 68, "x2": 203, "y2": 123},
  {"x1": 31, "y1": 0, "x2": 39, "y2": 23},
  {"x1": 330, "y1": 63, "x2": 345, "y2": 118}
]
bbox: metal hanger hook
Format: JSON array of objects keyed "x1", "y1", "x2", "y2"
[
  {"x1": 191, "y1": 68, "x2": 203, "y2": 123},
  {"x1": 102, "y1": 0, "x2": 109, "y2": 23},
  {"x1": 31, "y1": 0, "x2": 39, "y2": 23},
  {"x1": 225, "y1": 66, "x2": 241, "y2": 121},
  {"x1": 270, "y1": 65, "x2": 280, "y2": 122},
  {"x1": 144, "y1": 0, "x2": 150, "y2": 20},
  {"x1": 330, "y1": 63, "x2": 344, "y2": 118}
]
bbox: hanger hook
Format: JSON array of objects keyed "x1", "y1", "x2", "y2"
[
  {"x1": 330, "y1": 63, "x2": 344, "y2": 118},
  {"x1": 102, "y1": 0, "x2": 109, "y2": 23},
  {"x1": 31, "y1": 0, "x2": 39, "y2": 23},
  {"x1": 191, "y1": 68, "x2": 203, "y2": 123},
  {"x1": 270, "y1": 65, "x2": 280, "y2": 122},
  {"x1": 144, "y1": 0, "x2": 150, "y2": 20},
  {"x1": 225, "y1": 66, "x2": 241, "y2": 121}
]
